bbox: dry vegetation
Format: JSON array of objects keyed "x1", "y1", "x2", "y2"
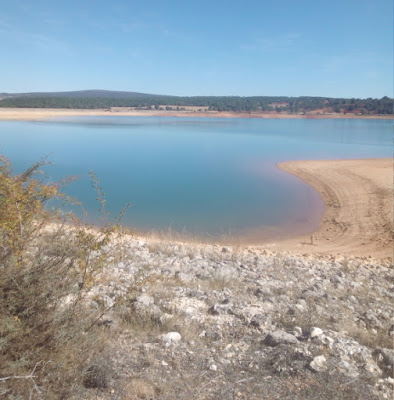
[{"x1": 0, "y1": 156, "x2": 119, "y2": 399}]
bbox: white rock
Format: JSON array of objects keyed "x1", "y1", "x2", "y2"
[
  {"x1": 136, "y1": 294, "x2": 154, "y2": 306},
  {"x1": 309, "y1": 355, "x2": 327, "y2": 372},
  {"x1": 209, "y1": 364, "x2": 217, "y2": 371},
  {"x1": 309, "y1": 327, "x2": 324, "y2": 338},
  {"x1": 159, "y1": 332, "x2": 182, "y2": 346},
  {"x1": 293, "y1": 326, "x2": 303, "y2": 337},
  {"x1": 337, "y1": 360, "x2": 359, "y2": 378}
]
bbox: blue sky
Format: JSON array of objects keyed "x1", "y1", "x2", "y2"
[{"x1": 0, "y1": 0, "x2": 392, "y2": 98}]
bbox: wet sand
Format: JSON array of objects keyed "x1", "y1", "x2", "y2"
[
  {"x1": 0, "y1": 107, "x2": 392, "y2": 120},
  {"x1": 275, "y1": 159, "x2": 393, "y2": 260}
]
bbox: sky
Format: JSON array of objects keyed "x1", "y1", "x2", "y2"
[{"x1": 0, "y1": 0, "x2": 392, "y2": 98}]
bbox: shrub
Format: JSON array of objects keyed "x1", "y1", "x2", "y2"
[{"x1": 0, "y1": 155, "x2": 117, "y2": 399}]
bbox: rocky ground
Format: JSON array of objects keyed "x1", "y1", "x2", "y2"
[{"x1": 78, "y1": 237, "x2": 393, "y2": 400}]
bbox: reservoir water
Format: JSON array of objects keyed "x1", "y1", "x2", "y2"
[{"x1": 0, "y1": 117, "x2": 391, "y2": 241}]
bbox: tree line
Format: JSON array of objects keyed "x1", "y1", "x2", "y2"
[{"x1": 0, "y1": 95, "x2": 392, "y2": 114}]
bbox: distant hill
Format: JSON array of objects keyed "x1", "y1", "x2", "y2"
[
  {"x1": 0, "y1": 90, "x2": 392, "y2": 115},
  {"x1": 0, "y1": 89, "x2": 162, "y2": 99}
]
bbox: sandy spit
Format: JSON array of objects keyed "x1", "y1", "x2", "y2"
[
  {"x1": 275, "y1": 158, "x2": 393, "y2": 260},
  {"x1": 0, "y1": 107, "x2": 392, "y2": 120}
]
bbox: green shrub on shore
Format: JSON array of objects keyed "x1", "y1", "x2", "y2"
[{"x1": 0, "y1": 156, "x2": 116, "y2": 399}]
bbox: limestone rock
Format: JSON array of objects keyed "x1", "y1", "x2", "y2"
[
  {"x1": 309, "y1": 355, "x2": 327, "y2": 372},
  {"x1": 309, "y1": 327, "x2": 324, "y2": 338},
  {"x1": 159, "y1": 332, "x2": 182, "y2": 346},
  {"x1": 263, "y1": 331, "x2": 298, "y2": 347},
  {"x1": 136, "y1": 294, "x2": 154, "y2": 306}
]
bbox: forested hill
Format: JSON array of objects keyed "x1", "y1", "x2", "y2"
[
  {"x1": 0, "y1": 89, "x2": 158, "y2": 99},
  {"x1": 0, "y1": 90, "x2": 392, "y2": 115}
]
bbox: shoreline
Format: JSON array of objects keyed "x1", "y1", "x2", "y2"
[
  {"x1": 88, "y1": 158, "x2": 392, "y2": 262},
  {"x1": 129, "y1": 158, "x2": 393, "y2": 261},
  {"x1": 0, "y1": 107, "x2": 392, "y2": 120},
  {"x1": 275, "y1": 158, "x2": 393, "y2": 260}
]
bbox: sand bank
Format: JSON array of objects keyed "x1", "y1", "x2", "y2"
[
  {"x1": 275, "y1": 158, "x2": 393, "y2": 260},
  {"x1": 0, "y1": 107, "x2": 392, "y2": 120}
]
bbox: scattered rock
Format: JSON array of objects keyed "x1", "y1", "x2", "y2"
[
  {"x1": 159, "y1": 332, "x2": 182, "y2": 346},
  {"x1": 337, "y1": 360, "x2": 360, "y2": 378},
  {"x1": 309, "y1": 327, "x2": 324, "y2": 338},
  {"x1": 309, "y1": 355, "x2": 327, "y2": 372},
  {"x1": 263, "y1": 331, "x2": 298, "y2": 347},
  {"x1": 136, "y1": 294, "x2": 154, "y2": 307},
  {"x1": 292, "y1": 326, "x2": 303, "y2": 338},
  {"x1": 85, "y1": 236, "x2": 393, "y2": 398}
]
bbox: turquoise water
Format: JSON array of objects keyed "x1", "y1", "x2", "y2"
[{"x1": 0, "y1": 117, "x2": 391, "y2": 241}]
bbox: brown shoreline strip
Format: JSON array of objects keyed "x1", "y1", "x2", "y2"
[
  {"x1": 276, "y1": 159, "x2": 393, "y2": 260},
  {"x1": 0, "y1": 107, "x2": 392, "y2": 121}
]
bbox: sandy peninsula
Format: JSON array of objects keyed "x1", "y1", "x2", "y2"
[
  {"x1": 0, "y1": 107, "x2": 392, "y2": 120},
  {"x1": 276, "y1": 158, "x2": 393, "y2": 260}
]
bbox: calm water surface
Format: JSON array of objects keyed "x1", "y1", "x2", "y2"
[{"x1": 0, "y1": 117, "x2": 391, "y2": 241}]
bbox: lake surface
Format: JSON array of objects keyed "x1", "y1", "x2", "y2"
[{"x1": 0, "y1": 117, "x2": 391, "y2": 242}]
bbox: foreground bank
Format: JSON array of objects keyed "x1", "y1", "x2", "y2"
[{"x1": 76, "y1": 235, "x2": 394, "y2": 399}]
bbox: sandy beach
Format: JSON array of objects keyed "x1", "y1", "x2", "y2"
[
  {"x1": 0, "y1": 107, "x2": 392, "y2": 120},
  {"x1": 276, "y1": 158, "x2": 393, "y2": 260}
]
